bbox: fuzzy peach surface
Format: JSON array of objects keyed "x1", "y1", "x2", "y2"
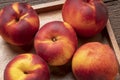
[
  {"x1": 62, "y1": 0, "x2": 108, "y2": 37},
  {"x1": 4, "y1": 53, "x2": 50, "y2": 80},
  {"x1": 72, "y1": 42, "x2": 118, "y2": 80},
  {"x1": 34, "y1": 21, "x2": 78, "y2": 66},
  {"x1": 0, "y1": 2, "x2": 39, "y2": 46}
]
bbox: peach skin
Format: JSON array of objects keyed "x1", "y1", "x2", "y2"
[
  {"x1": 34, "y1": 21, "x2": 78, "y2": 66},
  {"x1": 0, "y1": 2, "x2": 39, "y2": 46},
  {"x1": 4, "y1": 53, "x2": 50, "y2": 80},
  {"x1": 62, "y1": 0, "x2": 108, "y2": 37},
  {"x1": 72, "y1": 42, "x2": 118, "y2": 80}
]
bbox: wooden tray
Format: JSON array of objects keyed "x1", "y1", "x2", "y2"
[{"x1": 0, "y1": 0, "x2": 120, "y2": 80}]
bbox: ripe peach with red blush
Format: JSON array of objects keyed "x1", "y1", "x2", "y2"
[
  {"x1": 62, "y1": 0, "x2": 108, "y2": 37},
  {"x1": 4, "y1": 53, "x2": 50, "y2": 80},
  {"x1": 72, "y1": 42, "x2": 118, "y2": 80},
  {"x1": 0, "y1": 2, "x2": 39, "y2": 46},
  {"x1": 34, "y1": 21, "x2": 78, "y2": 66}
]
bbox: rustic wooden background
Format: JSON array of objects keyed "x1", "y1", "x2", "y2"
[
  {"x1": 105, "y1": 0, "x2": 120, "y2": 48},
  {"x1": 0, "y1": 0, "x2": 57, "y2": 8}
]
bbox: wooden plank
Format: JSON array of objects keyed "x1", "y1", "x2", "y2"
[
  {"x1": 32, "y1": 0, "x2": 65, "y2": 13},
  {"x1": 106, "y1": 20, "x2": 120, "y2": 66},
  {"x1": 104, "y1": 0, "x2": 118, "y2": 3},
  {"x1": 103, "y1": 0, "x2": 120, "y2": 68},
  {"x1": 106, "y1": 1, "x2": 120, "y2": 48},
  {"x1": 0, "y1": 0, "x2": 58, "y2": 9},
  {"x1": 32, "y1": 0, "x2": 65, "y2": 10},
  {"x1": 104, "y1": 0, "x2": 118, "y2": 6}
]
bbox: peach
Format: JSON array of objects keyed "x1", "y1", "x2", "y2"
[
  {"x1": 34, "y1": 21, "x2": 78, "y2": 66},
  {"x1": 0, "y1": 2, "x2": 39, "y2": 46},
  {"x1": 62, "y1": 0, "x2": 108, "y2": 37},
  {"x1": 4, "y1": 53, "x2": 50, "y2": 80},
  {"x1": 72, "y1": 42, "x2": 118, "y2": 80}
]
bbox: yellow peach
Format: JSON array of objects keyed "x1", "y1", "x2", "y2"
[
  {"x1": 4, "y1": 53, "x2": 50, "y2": 80},
  {"x1": 72, "y1": 42, "x2": 118, "y2": 80},
  {"x1": 34, "y1": 21, "x2": 78, "y2": 66}
]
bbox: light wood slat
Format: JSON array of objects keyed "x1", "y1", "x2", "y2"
[
  {"x1": 32, "y1": 0, "x2": 65, "y2": 10},
  {"x1": 106, "y1": 20, "x2": 120, "y2": 66}
]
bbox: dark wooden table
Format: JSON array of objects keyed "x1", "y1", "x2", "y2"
[
  {"x1": 0, "y1": 0, "x2": 57, "y2": 8},
  {"x1": 104, "y1": 0, "x2": 120, "y2": 48}
]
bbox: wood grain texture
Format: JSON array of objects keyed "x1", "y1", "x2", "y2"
[
  {"x1": 105, "y1": 0, "x2": 120, "y2": 48},
  {"x1": 32, "y1": 0, "x2": 64, "y2": 13},
  {"x1": 0, "y1": 0, "x2": 58, "y2": 9},
  {"x1": 103, "y1": 0, "x2": 120, "y2": 68}
]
